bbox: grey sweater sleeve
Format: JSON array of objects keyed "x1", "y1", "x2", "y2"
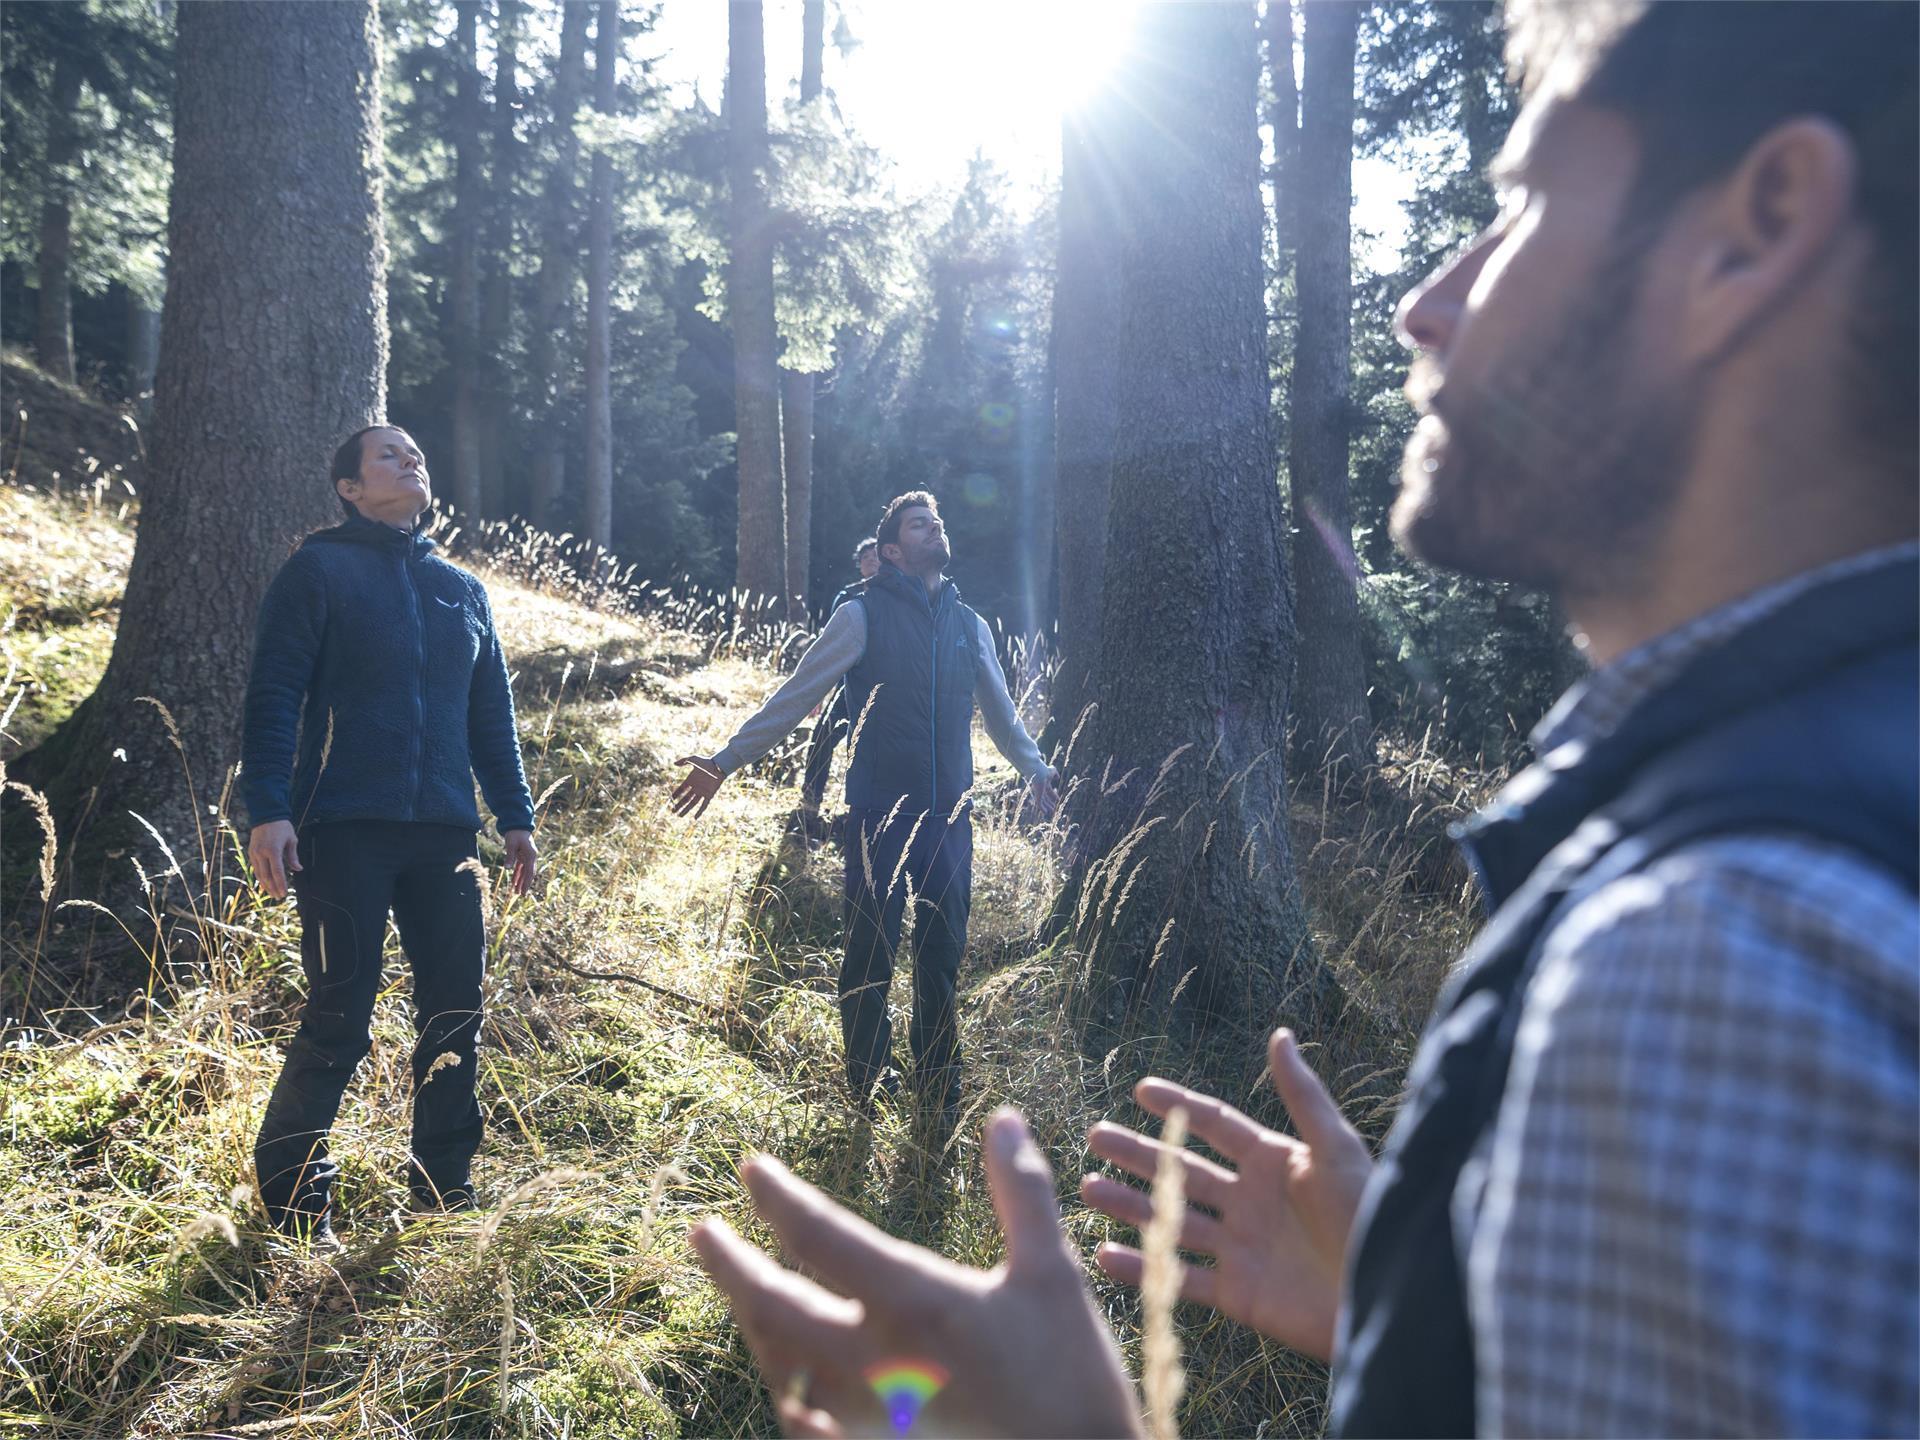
[
  {"x1": 713, "y1": 602, "x2": 868, "y2": 774},
  {"x1": 974, "y1": 614, "x2": 1051, "y2": 779}
]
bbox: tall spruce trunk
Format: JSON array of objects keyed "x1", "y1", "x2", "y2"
[
  {"x1": 35, "y1": 56, "x2": 83, "y2": 384},
  {"x1": 1264, "y1": 0, "x2": 1300, "y2": 278},
  {"x1": 16, "y1": 0, "x2": 387, "y2": 909},
  {"x1": 448, "y1": 1, "x2": 485, "y2": 521},
  {"x1": 582, "y1": 0, "x2": 618, "y2": 552},
  {"x1": 1286, "y1": 0, "x2": 1371, "y2": 776},
  {"x1": 126, "y1": 288, "x2": 160, "y2": 420},
  {"x1": 526, "y1": 0, "x2": 588, "y2": 529},
  {"x1": 777, "y1": 0, "x2": 826, "y2": 621},
  {"x1": 479, "y1": 0, "x2": 520, "y2": 519},
  {"x1": 1066, "y1": 2, "x2": 1329, "y2": 1028},
  {"x1": 728, "y1": 0, "x2": 784, "y2": 604},
  {"x1": 1047, "y1": 100, "x2": 1123, "y2": 754}
]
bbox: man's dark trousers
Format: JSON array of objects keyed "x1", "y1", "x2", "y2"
[
  {"x1": 254, "y1": 820, "x2": 486, "y2": 1224},
  {"x1": 841, "y1": 806, "x2": 972, "y2": 1110}
]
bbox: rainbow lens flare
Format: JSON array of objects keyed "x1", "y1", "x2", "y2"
[{"x1": 864, "y1": 1360, "x2": 949, "y2": 1435}]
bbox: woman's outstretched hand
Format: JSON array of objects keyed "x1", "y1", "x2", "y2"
[
  {"x1": 1081, "y1": 1028, "x2": 1374, "y2": 1363},
  {"x1": 691, "y1": 1108, "x2": 1144, "y2": 1440}
]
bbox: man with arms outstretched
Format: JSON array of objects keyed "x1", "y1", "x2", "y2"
[
  {"x1": 688, "y1": 3, "x2": 1918, "y2": 1435},
  {"x1": 675, "y1": 493, "x2": 1056, "y2": 1126}
]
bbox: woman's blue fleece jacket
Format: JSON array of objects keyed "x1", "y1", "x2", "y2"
[{"x1": 241, "y1": 511, "x2": 535, "y2": 836}]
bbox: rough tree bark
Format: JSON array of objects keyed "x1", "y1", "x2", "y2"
[
  {"x1": 582, "y1": 0, "x2": 618, "y2": 553},
  {"x1": 1046, "y1": 97, "x2": 1123, "y2": 756},
  {"x1": 1064, "y1": 2, "x2": 1328, "y2": 1027},
  {"x1": 777, "y1": 0, "x2": 825, "y2": 620},
  {"x1": 1287, "y1": 0, "x2": 1371, "y2": 776},
  {"x1": 526, "y1": 0, "x2": 589, "y2": 530},
  {"x1": 447, "y1": 1, "x2": 486, "y2": 522},
  {"x1": 728, "y1": 0, "x2": 784, "y2": 603},
  {"x1": 16, "y1": 0, "x2": 387, "y2": 902},
  {"x1": 35, "y1": 55, "x2": 83, "y2": 384},
  {"x1": 478, "y1": 0, "x2": 520, "y2": 519}
]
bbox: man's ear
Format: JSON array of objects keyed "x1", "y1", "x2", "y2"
[
  {"x1": 879, "y1": 543, "x2": 902, "y2": 568},
  {"x1": 1681, "y1": 116, "x2": 1857, "y2": 366}
]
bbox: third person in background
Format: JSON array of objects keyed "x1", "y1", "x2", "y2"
[{"x1": 673, "y1": 494, "x2": 1056, "y2": 1131}]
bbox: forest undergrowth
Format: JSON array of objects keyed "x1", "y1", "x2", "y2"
[{"x1": 0, "y1": 473, "x2": 1496, "y2": 1439}]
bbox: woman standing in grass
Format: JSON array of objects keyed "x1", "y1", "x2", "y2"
[{"x1": 241, "y1": 425, "x2": 537, "y2": 1243}]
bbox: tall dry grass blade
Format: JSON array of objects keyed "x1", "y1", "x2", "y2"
[
  {"x1": 1142, "y1": 1105, "x2": 1190, "y2": 1440},
  {"x1": 5, "y1": 778, "x2": 56, "y2": 899}
]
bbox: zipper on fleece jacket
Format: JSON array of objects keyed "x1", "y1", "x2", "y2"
[{"x1": 402, "y1": 544, "x2": 427, "y2": 817}]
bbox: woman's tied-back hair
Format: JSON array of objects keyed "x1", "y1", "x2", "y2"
[{"x1": 1503, "y1": 0, "x2": 1918, "y2": 459}]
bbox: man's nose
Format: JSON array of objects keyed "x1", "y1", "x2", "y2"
[{"x1": 1395, "y1": 235, "x2": 1489, "y2": 353}]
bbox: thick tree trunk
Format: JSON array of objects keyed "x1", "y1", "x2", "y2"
[
  {"x1": 1046, "y1": 101, "x2": 1123, "y2": 754},
  {"x1": 1066, "y1": 2, "x2": 1325, "y2": 1027},
  {"x1": 777, "y1": 0, "x2": 826, "y2": 621},
  {"x1": 479, "y1": 0, "x2": 520, "y2": 519},
  {"x1": 582, "y1": 0, "x2": 617, "y2": 552},
  {"x1": 526, "y1": 0, "x2": 589, "y2": 530},
  {"x1": 35, "y1": 56, "x2": 83, "y2": 385},
  {"x1": 16, "y1": 0, "x2": 386, "y2": 905},
  {"x1": 448, "y1": 1, "x2": 485, "y2": 521},
  {"x1": 728, "y1": 0, "x2": 784, "y2": 604},
  {"x1": 1287, "y1": 0, "x2": 1371, "y2": 776}
]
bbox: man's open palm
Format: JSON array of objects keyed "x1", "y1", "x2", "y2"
[
  {"x1": 1081, "y1": 1028, "x2": 1373, "y2": 1363},
  {"x1": 692, "y1": 1108, "x2": 1143, "y2": 1439}
]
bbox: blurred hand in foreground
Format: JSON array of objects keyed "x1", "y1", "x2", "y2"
[
  {"x1": 691, "y1": 1107, "x2": 1144, "y2": 1439},
  {"x1": 1081, "y1": 1028, "x2": 1374, "y2": 1363}
]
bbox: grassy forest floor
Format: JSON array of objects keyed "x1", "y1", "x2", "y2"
[{"x1": 0, "y1": 381, "x2": 1499, "y2": 1438}]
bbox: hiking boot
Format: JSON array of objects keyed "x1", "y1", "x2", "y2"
[
  {"x1": 275, "y1": 1207, "x2": 343, "y2": 1253},
  {"x1": 409, "y1": 1180, "x2": 479, "y2": 1214},
  {"x1": 855, "y1": 1066, "x2": 905, "y2": 1120}
]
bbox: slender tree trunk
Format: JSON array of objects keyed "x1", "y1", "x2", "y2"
[
  {"x1": 1046, "y1": 99, "x2": 1122, "y2": 755},
  {"x1": 777, "y1": 0, "x2": 826, "y2": 620},
  {"x1": 582, "y1": 0, "x2": 617, "y2": 553},
  {"x1": 728, "y1": 0, "x2": 784, "y2": 603},
  {"x1": 36, "y1": 56, "x2": 83, "y2": 384},
  {"x1": 1264, "y1": 0, "x2": 1300, "y2": 277},
  {"x1": 17, "y1": 0, "x2": 387, "y2": 903},
  {"x1": 479, "y1": 0, "x2": 520, "y2": 519},
  {"x1": 1065, "y1": 2, "x2": 1327, "y2": 1027},
  {"x1": 448, "y1": 0, "x2": 485, "y2": 520},
  {"x1": 526, "y1": 0, "x2": 588, "y2": 529},
  {"x1": 1287, "y1": 0, "x2": 1371, "y2": 776},
  {"x1": 125, "y1": 287, "x2": 160, "y2": 420}
]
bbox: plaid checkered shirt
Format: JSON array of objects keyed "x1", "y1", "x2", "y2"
[{"x1": 1466, "y1": 544, "x2": 1919, "y2": 1437}]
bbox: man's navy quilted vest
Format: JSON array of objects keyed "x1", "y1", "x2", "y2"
[
  {"x1": 1330, "y1": 555, "x2": 1919, "y2": 1437},
  {"x1": 842, "y1": 565, "x2": 981, "y2": 816}
]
